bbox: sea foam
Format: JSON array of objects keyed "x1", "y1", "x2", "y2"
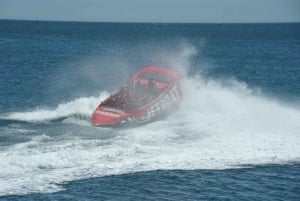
[{"x1": 1, "y1": 46, "x2": 300, "y2": 196}]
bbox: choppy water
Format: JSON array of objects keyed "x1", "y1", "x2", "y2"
[{"x1": 0, "y1": 20, "x2": 300, "y2": 200}]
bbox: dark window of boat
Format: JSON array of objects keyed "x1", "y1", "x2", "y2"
[{"x1": 141, "y1": 73, "x2": 172, "y2": 83}]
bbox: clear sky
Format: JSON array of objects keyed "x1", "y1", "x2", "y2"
[{"x1": 0, "y1": 0, "x2": 299, "y2": 23}]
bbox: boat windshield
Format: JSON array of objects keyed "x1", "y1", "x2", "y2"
[{"x1": 140, "y1": 72, "x2": 171, "y2": 83}]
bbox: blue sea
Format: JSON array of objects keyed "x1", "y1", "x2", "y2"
[{"x1": 0, "y1": 20, "x2": 300, "y2": 200}]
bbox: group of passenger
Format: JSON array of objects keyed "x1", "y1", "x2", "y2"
[{"x1": 101, "y1": 78, "x2": 161, "y2": 110}]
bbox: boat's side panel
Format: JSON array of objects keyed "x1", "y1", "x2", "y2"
[{"x1": 91, "y1": 106, "x2": 129, "y2": 126}]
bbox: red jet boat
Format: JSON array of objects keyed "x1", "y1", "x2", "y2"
[{"x1": 91, "y1": 66, "x2": 182, "y2": 127}]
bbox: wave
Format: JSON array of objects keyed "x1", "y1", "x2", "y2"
[
  {"x1": 1, "y1": 46, "x2": 300, "y2": 196},
  {"x1": 0, "y1": 92, "x2": 109, "y2": 124}
]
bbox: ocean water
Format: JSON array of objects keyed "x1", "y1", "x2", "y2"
[{"x1": 0, "y1": 20, "x2": 300, "y2": 200}]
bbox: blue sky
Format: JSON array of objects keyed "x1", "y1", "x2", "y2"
[{"x1": 0, "y1": 0, "x2": 299, "y2": 23}]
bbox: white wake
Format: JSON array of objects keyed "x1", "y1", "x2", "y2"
[{"x1": 1, "y1": 46, "x2": 300, "y2": 196}]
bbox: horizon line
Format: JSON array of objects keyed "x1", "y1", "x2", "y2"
[{"x1": 1, "y1": 18, "x2": 300, "y2": 24}]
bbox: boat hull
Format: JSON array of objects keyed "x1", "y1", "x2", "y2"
[{"x1": 91, "y1": 67, "x2": 182, "y2": 127}]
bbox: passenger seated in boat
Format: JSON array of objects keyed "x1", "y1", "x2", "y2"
[
  {"x1": 101, "y1": 83, "x2": 130, "y2": 109},
  {"x1": 104, "y1": 78, "x2": 163, "y2": 110},
  {"x1": 148, "y1": 79, "x2": 160, "y2": 97},
  {"x1": 133, "y1": 79, "x2": 158, "y2": 105}
]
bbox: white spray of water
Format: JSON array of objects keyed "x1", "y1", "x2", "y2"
[
  {"x1": 1, "y1": 92, "x2": 109, "y2": 122},
  {"x1": 1, "y1": 45, "x2": 300, "y2": 196}
]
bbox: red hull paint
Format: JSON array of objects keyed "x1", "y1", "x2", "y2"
[{"x1": 91, "y1": 66, "x2": 182, "y2": 127}]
